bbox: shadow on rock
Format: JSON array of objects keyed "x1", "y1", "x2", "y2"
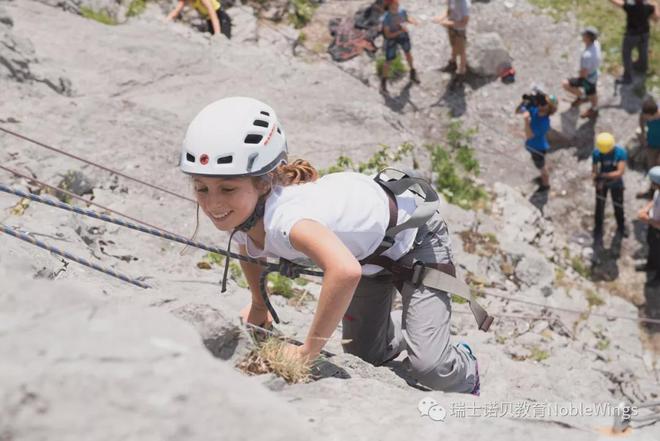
[
  {"x1": 557, "y1": 107, "x2": 597, "y2": 160},
  {"x1": 382, "y1": 81, "x2": 416, "y2": 114},
  {"x1": 528, "y1": 188, "x2": 549, "y2": 214},
  {"x1": 591, "y1": 231, "x2": 623, "y2": 282},
  {"x1": 311, "y1": 359, "x2": 352, "y2": 381}
]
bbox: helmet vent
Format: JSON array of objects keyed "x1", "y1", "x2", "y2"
[
  {"x1": 253, "y1": 119, "x2": 269, "y2": 128},
  {"x1": 186, "y1": 152, "x2": 196, "y2": 163},
  {"x1": 217, "y1": 155, "x2": 233, "y2": 164},
  {"x1": 244, "y1": 134, "x2": 263, "y2": 144},
  {"x1": 260, "y1": 111, "x2": 270, "y2": 116}
]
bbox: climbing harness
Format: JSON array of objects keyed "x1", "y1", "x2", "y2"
[{"x1": 360, "y1": 168, "x2": 494, "y2": 332}]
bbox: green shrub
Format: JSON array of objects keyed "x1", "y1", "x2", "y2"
[
  {"x1": 530, "y1": 346, "x2": 550, "y2": 362},
  {"x1": 376, "y1": 53, "x2": 407, "y2": 80},
  {"x1": 289, "y1": 0, "x2": 316, "y2": 29},
  {"x1": 267, "y1": 273, "x2": 295, "y2": 298},
  {"x1": 427, "y1": 120, "x2": 487, "y2": 210},
  {"x1": 319, "y1": 143, "x2": 414, "y2": 176},
  {"x1": 80, "y1": 6, "x2": 117, "y2": 25},
  {"x1": 127, "y1": 0, "x2": 147, "y2": 18},
  {"x1": 585, "y1": 289, "x2": 605, "y2": 308},
  {"x1": 570, "y1": 255, "x2": 591, "y2": 279}
]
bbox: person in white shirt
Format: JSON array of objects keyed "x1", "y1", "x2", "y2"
[
  {"x1": 179, "y1": 96, "x2": 482, "y2": 394},
  {"x1": 434, "y1": 0, "x2": 471, "y2": 78},
  {"x1": 562, "y1": 27, "x2": 602, "y2": 119},
  {"x1": 637, "y1": 166, "x2": 660, "y2": 282}
]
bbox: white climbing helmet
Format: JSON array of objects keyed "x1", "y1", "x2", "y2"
[{"x1": 180, "y1": 97, "x2": 288, "y2": 176}]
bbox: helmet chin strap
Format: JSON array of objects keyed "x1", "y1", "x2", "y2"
[{"x1": 221, "y1": 198, "x2": 267, "y2": 293}]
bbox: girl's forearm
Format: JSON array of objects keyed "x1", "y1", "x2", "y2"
[
  {"x1": 209, "y1": 12, "x2": 221, "y2": 34},
  {"x1": 303, "y1": 268, "x2": 361, "y2": 355}
]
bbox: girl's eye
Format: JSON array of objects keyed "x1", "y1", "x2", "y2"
[
  {"x1": 195, "y1": 187, "x2": 208, "y2": 193},
  {"x1": 221, "y1": 188, "x2": 235, "y2": 193}
]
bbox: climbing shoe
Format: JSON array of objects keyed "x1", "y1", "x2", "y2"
[
  {"x1": 456, "y1": 342, "x2": 480, "y2": 396},
  {"x1": 410, "y1": 68, "x2": 420, "y2": 84}
]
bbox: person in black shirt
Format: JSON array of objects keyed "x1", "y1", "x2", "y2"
[{"x1": 609, "y1": 0, "x2": 659, "y2": 84}]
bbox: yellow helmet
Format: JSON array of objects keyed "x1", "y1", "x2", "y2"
[{"x1": 596, "y1": 132, "x2": 616, "y2": 154}]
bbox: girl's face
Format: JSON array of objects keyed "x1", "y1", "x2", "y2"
[{"x1": 193, "y1": 176, "x2": 265, "y2": 231}]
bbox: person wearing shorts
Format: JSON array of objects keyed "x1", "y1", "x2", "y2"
[
  {"x1": 516, "y1": 93, "x2": 557, "y2": 192},
  {"x1": 562, "y1": 27, "x2": 602, "y2": 119},
  {"x1": 380, "y1": 0, "x2": 419, "y2": 93},
  {"x1": 435, "y1": 0, "x2": 470, "y2": 79}
]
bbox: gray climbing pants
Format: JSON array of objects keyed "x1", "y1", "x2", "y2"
[{"x1": 341, "y1": 211, "x2": 478, "y2": 393}]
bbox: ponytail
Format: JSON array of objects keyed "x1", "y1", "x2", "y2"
[{"x1": 272, "y1": 159, "x2": 319, "y2": 186}]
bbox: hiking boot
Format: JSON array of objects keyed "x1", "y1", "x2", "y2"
[
  {"x1": 536, "y1": 184, "x2": 551, "y2": 193},
  {"x1": 380, "y1": 77, "x2": 388, "y2": 94},
  {"x1": 410, "y1": 68, "x2": 420, "y2": 84},
  {"x1": 581, "y1": 107, "x2": 599, "y2": 119},
  {"x1": 440, "y1": 60, "x2": 457, "y2": 73},
  {"x1": 616, "y1": 225, "x2": 629, "y2": 238}
]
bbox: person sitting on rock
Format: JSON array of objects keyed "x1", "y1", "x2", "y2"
[
  {"x1": 637, "y1": 97, "x2": 660, "y2": 198},
  {"x1": 608, "y1": 0, "x2": 659, "y2": 85},
  {"x1": 167, "y1": 0, "x2": 228, "y2": 38},
  {"x1": 434, "y1": 0, "x2": 470, "y2": 80},
  {"x1": 179, "y1": 96, "x2": 482, "y2": 395},
  {"x1": 562, "y1": 27, "x2": 602, "y2": 119},
  {"x1": 636, "y1": 166, "x2": 660, "y2": 281},
  {"x1": 592, "y1": 132, "x2": 628, "y2": 238},
  {"x1": 515, "y1": 91, "x2": 558, "y2": 193},
  {"x1": 379, "y1": 0, "x2": 420, "y2": 94}
]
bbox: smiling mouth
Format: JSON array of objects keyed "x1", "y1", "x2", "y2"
[{"x1": 211, "y1": 210, "x2": 232, "y2": 222}]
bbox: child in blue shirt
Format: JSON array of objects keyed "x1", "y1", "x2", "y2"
[
  {"x1": 516, "y1": 93, "x2": 557, "y2": 192},
  {"x1": 380, "y1": 0, "x2": 419, "y2": 93}
]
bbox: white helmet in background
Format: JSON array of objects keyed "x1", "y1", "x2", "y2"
[{"x1": 180, "y1": 97, "x2": 288, "y2": 176}]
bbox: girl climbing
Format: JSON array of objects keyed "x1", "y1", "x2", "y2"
[
  {"x1": 179, "y1": 96, "x2": 487, "y2": 394},
  {"x1": 167, "y1": 0, "x2": 230, "y2": 39}
]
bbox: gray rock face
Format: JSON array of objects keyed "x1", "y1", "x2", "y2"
[
  {"x1": 0, "y1": 274, "x2": 314, "y2": 441},
  {"x1": 467, "y1": 32, "x2": 513, "y2": 77},
  {"x1": 1, "y1": 0, "x2": 660, "y2": 439},
  {"x1": 0, "y1": 6, "x2": 73, "y2": 94}
]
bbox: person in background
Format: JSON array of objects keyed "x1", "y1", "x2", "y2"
[
  {"x1": 562, "y1": 27, "x2": 602, "y2": 119},
  {"x1": 637, "y1": 97, "x2": 660, "y2": 198},
  {"x1": 636, "y1": 166, "x2": 660, "y2": 283},
  {"x1": 515, "y1": 91, "x2": 558, "y2": 193},
  {"x1": 592, "y1": 132, "x2": 628, "y2": 238},
  {"x1": 608, "y1": 0, "x2": 659, "y2": 85},
  {"x1": 380, "y1": 0, "x2": 420, "y2": 94},
  {"x1": 167, "y1": 0, "x2": 229, "y2": 38},
  {"x1": 434, "y1": 0, "x2": 471, "y2": 80}
]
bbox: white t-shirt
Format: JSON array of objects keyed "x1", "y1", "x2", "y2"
[
  {"x1": 235, "y1": 172, "x2": 419, "y2": 276},
  {"x1": 580, "y1": 41, "x2": 602, "y2": 83},
  {"x1": 651, "y1": 190, "x2": 660, "y2": 221},
  {"x1": 449, "y1": 0, "x2": 470, "y2": 31}
]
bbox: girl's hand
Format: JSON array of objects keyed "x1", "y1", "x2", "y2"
[
  {"x1": 281, "y1": 343, "x2": 317, "y2": 364},
  {"x1": 239, "y1": 302, "x2": 273, "y2": 329},
  {"x1": 639, "y1": 210, "x2": 650, "y2": 223}
]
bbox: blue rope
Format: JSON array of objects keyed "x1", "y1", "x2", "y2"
[
  {"x1": 0, "y1": 183, "x2": 323, "y2": 277},
  {"x1": 0, "y1": 223, "x2": 150, "y2": 289}
]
